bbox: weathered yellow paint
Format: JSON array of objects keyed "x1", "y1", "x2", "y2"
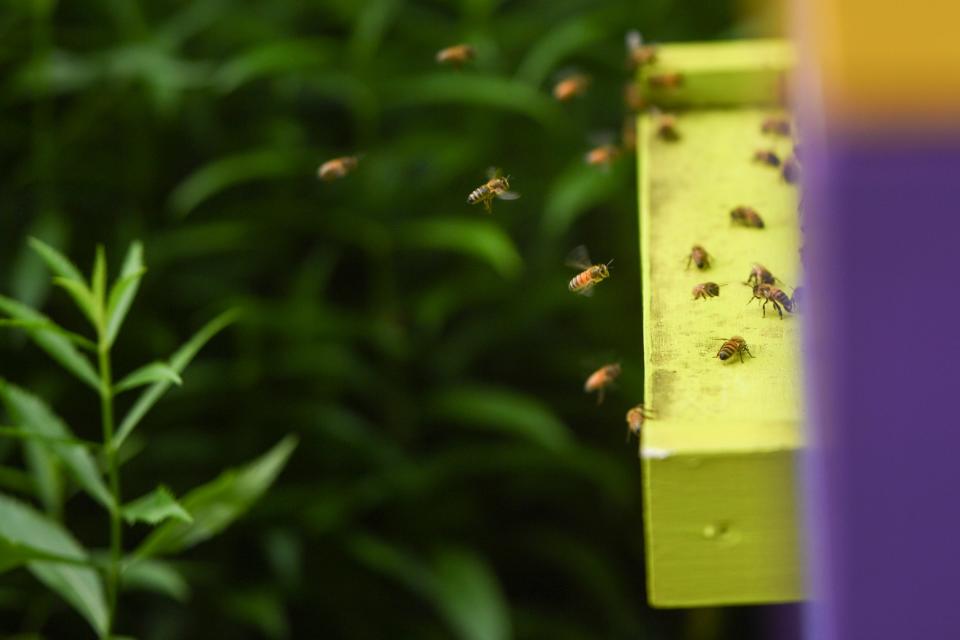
[{"x1": 637, "y1": 40, "x2": 804, "y2": 607}]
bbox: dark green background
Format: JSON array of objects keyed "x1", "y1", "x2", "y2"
[{"x1": 0, "y1": 0, "x2": 792, "y2": 637}]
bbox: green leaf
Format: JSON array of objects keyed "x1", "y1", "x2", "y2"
[
  {"x1": 27, "y1": 236, "x2": 83, "y2": 283},
  {"x1": 121, "y1": 557, "x2": 190, "y2": 601},
  {"x1": 349, "y1": 537, "x2": 510, "y2": 640},
  {"x1": 122, "y1": 486, "x2": 191, "y2": 526},
  {"x1": 90, "y1": 245, "x2": 107, "y2": 327},
  {"x1": 105, "y1": 241, "x2": 144, "y2": 347},
  {"x1": 515, "y1": 17, "x2": 606, "y2": 86},
  {"x1": 215, "y1": 39, "x2": 332, "y2": 93},
  {"x1": 0, "y1": 537, "x2": 99, "y2": 573},
  {"x1": 0, "y1": 319, "x2": 96, "y2": 351},
  {"x1": 134, "y1": 435, "x2": 297, "y2": 558},
  {"x1": 426, "y1": 385, "x2": 573, "y2": 451},
  {"x1": 114, "y1": 362, "x2": 182, "y2": 395},
  {"x1": 168, "y1": 148, "x2": 309, "y2": 218},
  {"x1": 52, "y1": 277, "x2": 98, "y2": 330},
  {"x1": 541, "y1": 161, "x2": 626, "y2": 237},
  {"x1": 23, "y1": 441, "x2": 62, "y2": 515},
  {"x1": 0, "y1": 426, "x2": 99, "y2": 448},
  {"x1": 0, "y1": 382, "x2": 112, "y2": 509},
  {"x1": 113, "y1": 308, "x2": 240, "y2": 449},
  {"x1": 0, "y1": 493, "x2": 108, "y2": 635},
  {"x1": 398, "y1": 218, "x2": 522, "y2": 279},
  {"x1": 0, "y1": 296, "x2": 99, "y2": 390}
]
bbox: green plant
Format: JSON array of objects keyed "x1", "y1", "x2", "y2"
[{"x1": 0, "y1": 238, "x2": 297, "y2": 638}]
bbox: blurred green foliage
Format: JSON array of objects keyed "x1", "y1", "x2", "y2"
[{"x1": 0, "y1": 0, "x2": 782, "y2": 638}]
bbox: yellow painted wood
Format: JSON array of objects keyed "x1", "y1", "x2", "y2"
[{"x1": 637, "y1": 40, "x2": 804, "y2": 607}]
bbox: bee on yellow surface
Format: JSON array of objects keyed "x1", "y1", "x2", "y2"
[
  {"x1": 654, "y1": 111, "x2": 680, "y2": 141},
  {"x1": 745, "y1": 263, "x2": 777, "y2": 287},
  {"x1": 566, "y1": 245, "x2": 613, "y2": 296},
  {"x1": 584, "y1": 363, "x2": 621, "y2": 404},
  {"x1": 691, "y1": 282, "x2": 721, "y2": 300},
  {"x1": 317, "y1": 155, "x2": 359, "y2": 181},
  {"x1": 761, "y1": 116, "x2": 792, "y2": 136},
  {"x1": 467, "y1": 168, "x2": 520, "y2": 213},
  {"x1": 686, "y1": 245, "x2": 711, "y2": 270},
  {"x1": 648, "y1": 72, "x2": 684, "y2": 89},
  {"x1": 624, "y1": 81, "x2": 646, "y2": 112},
  {"x1": 730, "y1": 206, "x2": 765, "y2": 229},
  {"x1": 715, "y1": 336, "x2": 754, "y2": 363},
  {"x1": 782, "y1": 154, "x2": 801, "y2": 184},
  {"x1": 748, "y1": 283, "x2": 794, "y2": 319},
  {"x1": 584, "y1": 144, "x2": 620, "y2": 169},
  {"x1": 435, "y1": 44, "x2": 475, "y2": 68},
  {"x1": 626, "y1": 31, "x2": 658, "y2": 69},
  {"x1": 552, "y1": 72, "x2": 590, "y2": 102},
  {"x1": 626, "y1": 404, "x2": 651, "y2": 442},
  {"x1": 753, "y1": 149, "x2": 781, "y2": 167}
]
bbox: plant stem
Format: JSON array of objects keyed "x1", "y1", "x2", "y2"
[{"x1": 98, "y1": 345, "x2": 121, "y2": 638}]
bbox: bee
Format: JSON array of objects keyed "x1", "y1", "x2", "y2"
[
  {"x1": 626, "y1": 31, "x2": 658, "y2": 68},
  {"x1": 753, "y1": 149, "x2": 781, "y2": 167},
  {"x1": 715, "y1": 336, "x2": 754, "y2": 363},
  {"x1": 691, "y1": 282, "x2": 721, "y2": 300},
  {"x1": 467, "y1": 167, "x2": 520, "y2": 213},
  {"x1": 552, "y1": 72, "x2": 590, "y2": 102},
  {"x1": 435, "y1": 44, "x2": 475, "y2": 68},
  {"x1": 655, "y1": 112, "x2": 680, "y2": 141},
  {"x1": 686, "y1": 245, "x2": 711, "y2": 270},
  {"x1": 566, "y1": 245, "x2": 613, "y2": 296},
  {"x1": 748, "y1": 283, "x2": 794, "y2": 319},
  {"x1": 584, "y1": 363, "x2": 621, "y2": 404},
  {"x1": 782, "y1": 155, "x2": 801, "y2": 184},
  {"x1": 624, "y1": 81, "x2": 647, "y2": 112},
  {"x1": 626, "y1": 404, "x2": 651, "y2": 442},
  {"x1": 584, "y1": 144, "x2": 620, "y2": 168},
  {"x1": 317, "y1": 155, "x2": 359, "y2": 181},
  {"x1": 648, "y1": 72, "x2": 684, "y2": 89},
  {"x1": 761, "y1": 116, "x2": 792, "y2": 136},
  {"x1": 730, "y1": 206, "x2": 765, "y2": 229},
  {"x1": 745, "y1": 263, "x2": 777, "y2": 287}
]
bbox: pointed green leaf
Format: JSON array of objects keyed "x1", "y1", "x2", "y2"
[
  {"x1": 0, "y1": 382, "x2": 112, "y2": 509},
  {"x1": 398, "y1": 218, "x2": 522, "y2": 278},
  {"x1": 0, "y1": 319, "x2": 96, "y2": 351},
  {"x1": 0, "y1": 537, "x2": 100, "y2": 573},
  {"x1": 120, "y1": 557, "x2": 189, "y2": 601},
  {"x1": 105, "y1": 241, "x2": 145, "y2": 346},
  {"x1": 122, "y1": 486, "x2": 191, "y2": 526},
  {"x1": 23, "y1": 442, "x2": 62, "y2": 515},
  {"x1": 114, "y1": 309, "x2": 240, "y2": 449},
  {"x1": 114, "y1": 362, "x2": 182, "y2": 395},
  {"x1": 0, "y1": 425, "x2": 99, "y2": 448},
  {"x1": 0, "y1": 493, "x2": 108, "y2": 635},
  {"x1": 28, "y1": 236, "x2": 83, "y2": 283},
  {"x1": 0, "y1": 295, "x2": 99, "y2": 390},
  {"x1": 134, "y1": 435, "x2": 297, "y2": 558},
  {"x1": 90, "y1": 245, "x2": 106, "y2": 329},
  {"x1": 52, "y1": 277, "x2": 98, "y2": 329}
]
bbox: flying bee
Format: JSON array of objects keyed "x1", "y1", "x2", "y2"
[
  {"x1": 566, "y1": 245, "x2": 613, "y2": 296},
  {"x1": 584, "y1": 363, "x2": 621, "y2": 405},
  {"x1": 648, "y1": 72, "x2": 683, "y2": 89},
  {"x1": 730, "y1": 206, "x2": 765, "y2": 229},
  {"x1": 584, "y1": 139, "x2": 620, "y2": 168},
  {"x1": 654, "y1": 111, "x2": 680, "y2": 141},
  {"x1": 624, "y1": 81, "x2": 646, "y2": 112},
  {"x1": 745, "y1": 263, "x2": 777, "y2": 287},
  {"x1": 782, "y1": 155, "x2": 801, "y2": 184},
  {"x1": 761, "y1": 116, "x2": 792, "y2": 136},
  {"x1": 691, "y1": 282, "x2": 722, "y2": 300},
  {"x1": 625, "y1": 404, "x2": 652, "y2": 442},
  {"x1": 686, "y1": 245, "x2": 711, "y2": 270},
  {"x1": 467, "y1": 167, "x2": 520, "y2": 213},
  {"x1": 715, "y1": 336, "x2": 754, "y2": 363},
  {"x1": 435, "y1": 43, "x2": 475, "y2": 68},
  {"x1": 748, "y1": 283, "x2": 794, "y2": 319},
  {"x1": 552, "y1": 72, "x2": 590, "y2": 102},
  {"x1": 317, "y1": 155, "x2": 359, "y2": 181},
  {"x1": 753, "y1": 149, "x2": 781, "y2": 167},
  {"x1": 626, "y1": 31, "x2": 658, "y2": 68}
]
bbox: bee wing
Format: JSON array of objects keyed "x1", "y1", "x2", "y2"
[
  {"x1": 565, "y1": 245, "x2": 592, "y2": 270},
  {"x1": 496, "y1": 190, "x2": 520, "y2": 201},
  {"x1": 577, "y1": 282, "x2": 596, "y2": 297},
  {"x1": 485, "y1": 166, "x2": 503, "y2": 179},
  {"x1": 626, "y1": 30, "x2": 643, "y2": 51}
]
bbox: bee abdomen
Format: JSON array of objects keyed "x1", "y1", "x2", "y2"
[
  {"x1": 467, "y1": 187, "x2": 489, "y2": 204},
  {"x1": 569, "y1": 271, "x2": 591, "y2": 291},
  {"x1": 774, "y1": 290, "x2": 793, "y2": 311}
]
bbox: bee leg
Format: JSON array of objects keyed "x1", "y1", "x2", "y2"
[
  {"x1": 772, "y1": 300, "x2": 783, "y2": 319},
  {"x1": 745, "y1": 347, "x2": 755, "y2": 358},
  {"x1": 483, "y1": 199, "x2": 492, "y2": 214},
  {"x1": 761, "y1": 299, "x2": 767, "y2": 317},
  {"x1": 739, "y1": 349, "x2": 744, "y2": 363}
]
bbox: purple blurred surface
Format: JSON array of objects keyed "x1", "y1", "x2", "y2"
[{"x1": 802, "y1": 132, "x2": 960, "y2": 640}]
